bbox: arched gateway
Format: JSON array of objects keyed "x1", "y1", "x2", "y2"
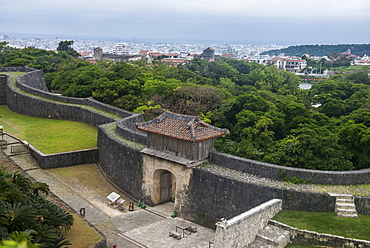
[{"x1": 137, "y1": 110, "x2": 228, "y2": 208}]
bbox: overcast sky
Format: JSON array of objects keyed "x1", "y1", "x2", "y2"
[{"x1": 1, "y1": 0, "x2": 370, "y2": 45}]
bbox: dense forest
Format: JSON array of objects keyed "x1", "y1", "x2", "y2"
[
  {"x1": 261, "y1": 43, "x2": 370, "y2": 57},
  {"x1": 1, "y1": 41, "x2": 370, "y2": 172}
]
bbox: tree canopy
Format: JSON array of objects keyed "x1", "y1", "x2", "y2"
[{"x1": 261, "y1": 43, "x2": 370, "y2": 57}]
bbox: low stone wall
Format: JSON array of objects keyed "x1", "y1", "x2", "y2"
[
  {"x1": 269, "y1": 220, "x2": 370, "y2": 248},
  {"x1": 354, "y1": 196, "x2": 370, "y2": 216},
  {"x1": 7, "y1": 79, "x2": 120, "y2": 127},
  {"x1": 116, "y1": 113, "x2": 147, "y2": 144},
  {"x1": 210, "y1": 151, "x2": 370, "y2": 185},
  {"x1": 29, "y1": 145, "x2": 99, "y2": 169},
  {"x1": 214, "y1": 199, "x2": 282, "y2": 248},
  {"x1": 0, "y1": 74, "x2": 7, "y2": 105},
  {"x1": 16, "y1": 69, "x2": 48, "y2": 91},
  {"x1": 0, "y1": 67, "x2": 34, "y2": 73},
  {"x1": 15, "y1": 70, "x2": 133, "y2": 118}
]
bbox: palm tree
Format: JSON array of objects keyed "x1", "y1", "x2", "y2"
[
  {"x1": 29, "y1": 183, "x2": 49, "y2": 197},
  {"x1": 5, "y1": 230, "x2": 39, "y2": 248},
  {"x1": 0, "y1": 168, "x2": 74, "y2": 248}
]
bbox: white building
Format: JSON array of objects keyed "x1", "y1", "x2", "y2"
[
  {"x1": 268, "y1": 56, "x2": 307, "y2": 73},
  {"x1": 112, "y1": 43, "x2": 129, "y2": 55}
]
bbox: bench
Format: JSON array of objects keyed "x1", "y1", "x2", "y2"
[
  {"x1": 188, "y1": 226, "x2": 197, "y2": 233},
  {"x1": 169, "y1": 231, "x2": 181, "y2": 240}
]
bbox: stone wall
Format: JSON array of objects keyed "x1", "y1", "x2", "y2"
[
  {"x1": 29, "y1": 145, "x2": 99, "y2": 169},
  {"x1": 210, "y1": 151, "x2": 370, "y2": 185},
  {"x1": 98, "y1": 123, "x2": 145, "y2": 199},
  {"x1": 7, "y1": 79, "x2": 120, "y2": 128},
  {"x1": 15, "y1": 71, "x2": 132, "y2": 119},
  {"x1": 0, "y1": 67, "x2": 35, "y2": 73},
  {"x1": 214, "y1": 199, "x2": 282, "y2": 248},
  {"x1": 355, "y1": 196, "x2": 370, "y2": 216},
  {"x1": 182, "y1": 166, "x2": 336, "y2": 228},
  {"x1": 116, "y1": 113, "x2": 147, "y2": 144},
  {"x1": 16, "y1": 69, "x2": 49, "y2": 91},
  {"x1": 269, "y1": 220, "x2": 370, "y2": 248},
  {"x1": 0, "y1": 74, "x2": 7, "y2": 105}
]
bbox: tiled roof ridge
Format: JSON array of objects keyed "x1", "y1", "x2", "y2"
[{"x1": 136, "y1": 110, "x2": 229, "y2": 142}]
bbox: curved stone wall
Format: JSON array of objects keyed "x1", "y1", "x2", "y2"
[
  {"x1": 210, "y1": 151, "x2": 370, "y2": 185},
  {"x1": 2, "y1": 67, "x2": 370, "y2": 229},
  {"x1": 116, "y1": 114, "x2": 147, "y2": 144},
  {"x1": 15, "y1": 70, "x2": 133, "y2": 118}
]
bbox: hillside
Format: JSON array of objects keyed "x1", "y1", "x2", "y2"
[{"x1": 261, "y1": 43, "x2": 370, "y2": 57}]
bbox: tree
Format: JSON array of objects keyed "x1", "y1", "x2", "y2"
[
  {"x1": 265, "y1": 124, "x2": 353, "y2": 171},
  {"x1": 0, "y1": 168, "x2": 73, "y2": 248},
  {"x1": 338, "y1": 122, "x2": 370, "y2": 169},
  {"x1": 56, "y1": 41, "x2": 79, "y2": 58}
]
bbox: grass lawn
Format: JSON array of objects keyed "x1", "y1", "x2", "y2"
[
  {"x1": 48, "y1": 164, "x2": 111, "y2": 194},
  {"x1": 0, "y1": 105, "x2": 97, "y2": 154},
  {"x1": 62, "y1": 213, "x2": 102, "y2": 248},
  {"x1": 273, "y1": 210, "x2": 370, "y2": 241}
]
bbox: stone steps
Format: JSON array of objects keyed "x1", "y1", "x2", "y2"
[
  {"x1": 248, "y1": 224, "x2": 290, "y2": 248},
  {"x1": 330, "y1": 193, "x2": 358, "y2": 218}
]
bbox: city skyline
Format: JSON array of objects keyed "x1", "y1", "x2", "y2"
[{"x1": 1, "y1": 0, "x2": 370, "y2": 45}]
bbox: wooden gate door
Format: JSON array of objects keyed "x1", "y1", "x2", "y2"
[{"x1": 160, "y1": 171, "x2": 172, "y2": 203}]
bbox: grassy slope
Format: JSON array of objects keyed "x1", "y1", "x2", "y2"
[
  {"x1": 273, "y1": 210, "x2": 370, "y2": 242},
  {"x1": 62, "y1": 213, "x2": 102, "y2": 248},
  {"x1": 0, "y1": 105, "x2": 97, "y2": 154}
]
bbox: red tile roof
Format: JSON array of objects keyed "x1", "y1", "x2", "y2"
[{"x1": 136, "y1": 110, "x2": 229, "y2": 142}]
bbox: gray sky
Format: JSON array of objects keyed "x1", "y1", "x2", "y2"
[{"x1": 1, "y1": 0, "x2": 370, "y2": 45}]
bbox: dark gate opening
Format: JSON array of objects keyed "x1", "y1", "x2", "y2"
[{"x1": 160, "y1": 171, "x2": 174, "y2": 203}]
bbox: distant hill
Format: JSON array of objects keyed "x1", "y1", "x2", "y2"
[{"x1": 261, "y1": 44, "x2": 370, "y2": 57}]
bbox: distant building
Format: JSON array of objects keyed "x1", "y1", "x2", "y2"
[
  {"x1": 93, "y1": 46, "x2": 145, "y2": 63},
  {"x1": 268, "y1": 56, "x2": 307, "y2": 73},
  {"x1": 354, "y1": 54, "x2": 370, "y2": 66},
  {"x1": 112, "y1": 43, "x2": 129, "y2": 55},
  {"x1": 201, "y1": 47, "x2": 215, "y2": 62},
  {"x1": 0, "y1": 34, "x2": 9, "y2": 40},
  {"x1": 160, "y1": 58, "x2": 188, "y2": 67},
  {"x1": 222, "y1": 54, "x2": 236, "y2": 59}
]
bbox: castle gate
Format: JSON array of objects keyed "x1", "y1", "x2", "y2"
[
  {"x1": 159, "y1": 170, "x2": 173, "y2": 202},
  {"x1": 141, "y1": 152, "x2": 193, "y2": 210},
  {"x1": 137, "y1": 110, "x2": 228, "y2": 211}
]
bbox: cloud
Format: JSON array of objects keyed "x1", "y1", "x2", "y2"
[{"x1": 1, "y1": 0, "x2": 370, "y2": 44}]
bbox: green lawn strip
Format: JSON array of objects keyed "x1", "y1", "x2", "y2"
[
  {"x1": 2, "y1": 71, "x2": 26, "y2": 82},
  {"x1": 273, "y1": 210, "x2": 370, "y2": 241},
  {"x1": 0, "y1": 105, "x2": 97, "y2": 154}
]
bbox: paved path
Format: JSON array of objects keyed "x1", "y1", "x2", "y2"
[{"x1": 1, "y1": 134, "x2": 215, "y2": 248}]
